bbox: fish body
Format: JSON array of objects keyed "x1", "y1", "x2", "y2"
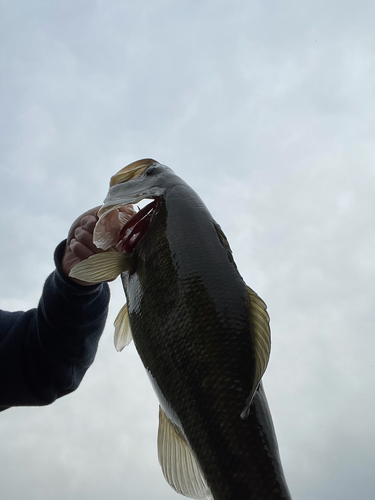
[{"x1": 71, "y1": 160, "x2": 292, "y2": 500}]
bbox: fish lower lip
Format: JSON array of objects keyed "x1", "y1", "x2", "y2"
[{"x1": 119, "y1": 199, "x2": 159, "y2": 253}]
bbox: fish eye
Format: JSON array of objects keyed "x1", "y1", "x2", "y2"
[{"x1": 146, "y1": 166, "x2": 158, "y2": 176}]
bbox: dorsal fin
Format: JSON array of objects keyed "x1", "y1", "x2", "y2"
[
  {"x1": 241, "y1": 286, "x2": 271, "y2": 419},
  {"x1": 214, "y1": 222, "x2": 235, "y2": 265},
  {"x1": 157, "y1": 407, "x2": 211, "y2": 499}
]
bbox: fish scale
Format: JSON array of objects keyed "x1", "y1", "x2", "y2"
[
  {"x1": 70, "y1": 160, "x2": 292, "y2": 500},
  {"x1": 123, "y1": 186, "x2": 289, "y2": 499}
]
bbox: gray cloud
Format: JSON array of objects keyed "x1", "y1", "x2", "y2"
[{"x1": 1, "y1": 1, "x2": 375, "y2": 499}]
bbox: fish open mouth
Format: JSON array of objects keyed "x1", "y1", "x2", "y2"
[
  {"x1": 93, "y1": 198, "x2": 161, "y2": 251},
  {"x1": 118, "y1": 198, "x2": 160, "y2": 253},
  {"x1": 93, "y1": 159, "x2": 165, "y2": 251}
]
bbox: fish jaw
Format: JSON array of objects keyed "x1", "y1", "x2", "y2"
[
  {"x1": 109, "y1": 158, "x2": 158, "y2": 187},
  {"x1": 101, "y1": 159, "x2": 171, "y2": 209},
  {"x1": 93, "y1": 159, "x2": 178, "y2": 250}
]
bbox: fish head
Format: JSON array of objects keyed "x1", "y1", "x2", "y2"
[
  {"x1": 69, "y1": 158, "x2": 180, "y2": 285},
  {"x1": 94, "y1": 159, "x2": 176, "y2": 251}
]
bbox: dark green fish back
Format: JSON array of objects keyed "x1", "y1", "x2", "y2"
[{"x1": 123, "y1": 181, "x2": 291, "y2": 500}]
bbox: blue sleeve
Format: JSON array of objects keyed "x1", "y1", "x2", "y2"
[{"x1": 0, "y1": 241, "x2": 110, "y2": 410}]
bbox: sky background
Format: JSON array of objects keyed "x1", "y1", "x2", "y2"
[{"x1": 1, "y1": 1, "x2": 374, "y2": 499}]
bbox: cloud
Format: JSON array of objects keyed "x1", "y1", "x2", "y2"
[{"x1": 1, "y1": 1, "x2": 375, "y2": 499}]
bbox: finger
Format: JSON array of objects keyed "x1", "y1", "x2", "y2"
[
  {"x1": 69, "y1": 238, "x2": 96, "y2": 261},
  {"x1": 80, "y1": 214, "x2": 98, "y2": 233},
  {"x1": 73, "y1": 226, "x2": 102, "y2": 253},
  {"x1": 66, "y1": 207, "x2": 101, "y2": 243}
]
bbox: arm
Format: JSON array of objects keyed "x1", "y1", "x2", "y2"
[{"x1": 0, "y1": 208, "x2": 111, "y2": 410}]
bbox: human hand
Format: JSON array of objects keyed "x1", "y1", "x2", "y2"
[{"x1": 62, "y1": 206, "x2": 134, "y2": 286}]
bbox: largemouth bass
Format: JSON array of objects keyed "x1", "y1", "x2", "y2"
[{"x1": 70, "y1": 159, "x2": 292, "y2": 500}]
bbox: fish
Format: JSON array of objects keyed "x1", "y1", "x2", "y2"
[{"x1": 70, "y1": 159, "x2": 292, "y2": 500}]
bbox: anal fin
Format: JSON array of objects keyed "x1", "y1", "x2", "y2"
[{"x1": 157, "y1": 406, "x2": 211, "y2": 499}]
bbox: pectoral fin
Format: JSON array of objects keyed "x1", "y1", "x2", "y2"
[
  {"x1": 241, "y1": 286, "x2": 271, "y2": 419},
  {"x1": 69, "y1": 252, "x2": 132, "y2": 284},
  {"x1": 114, "y1": 303, "x2": 133, "y2": 351},
  {"x1": 157, "y1": 407, "x2": 210, "y2": 500}
]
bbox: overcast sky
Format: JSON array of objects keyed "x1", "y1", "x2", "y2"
[{"x1": 1, "y1": 1, "x2": 375, "y2": 499}]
